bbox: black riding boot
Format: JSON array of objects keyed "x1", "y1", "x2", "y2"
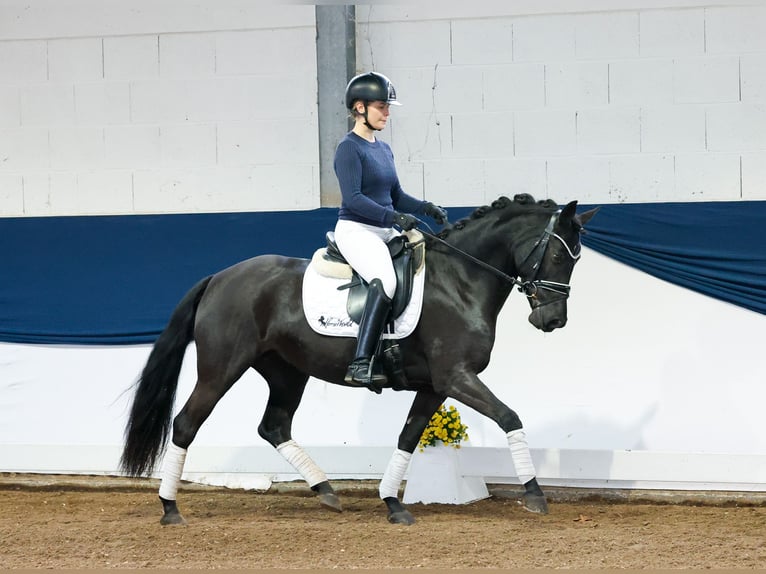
[{"x1": 345, "y1": 279, "x2": 392, "y2": 393}]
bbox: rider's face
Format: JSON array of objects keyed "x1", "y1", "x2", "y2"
[{"x1": 356, "y1": 101, "x2": 390, "y2": 130}]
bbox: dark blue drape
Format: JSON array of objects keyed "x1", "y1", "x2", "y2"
[{"x1": 1, "y1": 201, "x2": 763, "y2": 344}]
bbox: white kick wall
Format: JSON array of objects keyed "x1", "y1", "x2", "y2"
[{"x1": 1, "y1": 1, "x2": 764, "y2": 492}]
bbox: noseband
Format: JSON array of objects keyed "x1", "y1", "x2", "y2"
[{"x1": 420, "y1": 210, "x2": 581, "y2": 305}]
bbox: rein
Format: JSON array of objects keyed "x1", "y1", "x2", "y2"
[{"x1": 414, "y1": 211, "x2": 578, "y2": 302}]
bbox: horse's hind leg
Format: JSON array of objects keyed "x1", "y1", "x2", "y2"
[
  {"x1": 256, "y1": 355, "x2": 342, "y2": 513},
  {"x1": 158, "y1": 359, "x2": 250, "y2": 525}
]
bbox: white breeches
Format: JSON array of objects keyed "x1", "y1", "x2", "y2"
[{"x1": 334, "y1": 219, "x2": 400, "y2": 299}]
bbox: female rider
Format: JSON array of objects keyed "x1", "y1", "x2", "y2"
[{"x1": 333, "y1": 71, "x2": 447, "y2": 392}]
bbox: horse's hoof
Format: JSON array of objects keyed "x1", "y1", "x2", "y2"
[
  {"x1": 160, "y1": 511, "x2": 188, "y2": 526},
  {"x1": 388, "y1": 510, "x2": 416, "y2": 525},
  {"x1": 318, "y1": 492, "x2": 343, "y2": 512},
  {"x1": 521, "y1": 493, "x2": 549, "y2": 515}
]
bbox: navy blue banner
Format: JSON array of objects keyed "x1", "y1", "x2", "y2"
[{"x1": 1, "y1": 201, "x2": 764, "y2": 344}]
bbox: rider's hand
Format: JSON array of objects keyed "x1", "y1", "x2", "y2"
[
  {"x1": 393, "y1": 212, "x2": 419, "y2": 231},
  {"x1": 423, "y1": 202, "x2": 448, "y2": 225}
]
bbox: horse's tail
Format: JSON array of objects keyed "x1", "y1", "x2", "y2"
[{"x1": 119, "y1": 276, "x2": 212, "y2": 477}]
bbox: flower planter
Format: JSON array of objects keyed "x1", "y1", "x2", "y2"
[{"x1": 402, "y1": 443, "x2": 489, "y2": 505}]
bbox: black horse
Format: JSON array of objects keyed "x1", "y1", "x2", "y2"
[{"x1": 120, "y1": 194, "x2": 598, "y2": 525}]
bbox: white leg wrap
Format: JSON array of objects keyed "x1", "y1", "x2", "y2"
[
  {"x1": 276, "y1": 440, "x2": 327, "y2": 487},
  {"x1": 507, "y1": 429, "x2": 536, "y2": 485},
  {"x1": 158, "y1": 442, "x2": 187, "y2": 501},
  {"x1": 379, "y1": 449, "x2": 412, "y2": 500}
]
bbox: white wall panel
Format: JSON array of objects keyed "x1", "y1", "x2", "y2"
[
  {"x1": 641, "y1": 105, "x2": 706, "y2": 152},
  {"x1": 160, "y1": 124, "x2": 217, "y2": 168},
  {"x1": 575, "y1": 11, "x2": 639, "y2": 60},
  {"x1": 159, "y1": 34, "x2": 216, "y2": 78},
  {"x1": 49, "y1": 126, "x2": 104, "y2": 170},
  {"x1": 674, "y1": 153, "x2": 741, "y2": 200},
  {"x1": 0, "y1": 127, "x2": 48, "y2": 171},
  {"x1": 673, "y1": 56, "x2": 740, "y2": 104},
  {"x1": 48, "y1": 38, "x2": 103, "y2": 82},
  {"x1": 450, "y1": 113, "x2": 515, "y2": 159},
  {"x1": 608, "y1": 154, "x2": 675, "y2": 202},
  {"x1": 512, "y1": 15, "x2": 576, "y2": 62},
  {"x1": 103, "y1": 36, "x2": 159, "y2": 80},
  {"x1": 0, "y1": 86, "x2": 20, "y2": 126},
  {"x1": 740, "y1": 53, "x2": 766, "y2": 102},
  {"x1": 707, "y1": 103, "x2": 766, "y2": 151},
  {"x1": 705, "y1": 5, "x2": 766, "y2": 54},
  {"x1": 546, "y1": 156, "x2": 610, "y2": 205},
  {"x1": 75, "y1": 170, "x2": 133, "y2": 214},
  {"x1": 514, "y1": 109, "x2": 577, "y2": 157},
  {"x1": 104, "y1": 125, "x2": 160, "y2": 169},
  {"x1": 741, "y1": 151, "x2": 766, "y2": 200},
  {"x1": 483, "y1": 64, "x2": 545, "y2": 111},
  {"x1": 0, "y1": 40, "x2": 47, "y2": 82},
  {"x1": 74, "y1": 83, "x2": 130, "y2": 125},
  {"x1": 0, "y1": 174, "x2": 23, "y2": 216},
  {"x1": 357, "y1": 21, "x2": 451, "y2": 71},
  {"x1": 484, "y1": 158, "x2": 547, "y2": 200},
  {"x1": 450, "y1": 18, "x2": 513, "y2": 65},
  {"x1": 20, "y1": 84, "x2": 75, "y2": 126},
  {"x1": 545, "y1": 62, "x2": 608, "y2": 108},
  {"x1": 639, "y1": 9, "x2": 705, "y2": 56},
  {"x1": 422, "y1": 159, "x2": 485, "y2": 206},
  {"x1": 576, "y1": 108, "x2": 641, "y2": 154},
  {"x1": 609, "y1": 59, "x2": 674, "y2": 105}
]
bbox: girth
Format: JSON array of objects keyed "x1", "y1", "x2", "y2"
[{"x1": 322, "y1": 231, "x2": 425, "y2": 325}]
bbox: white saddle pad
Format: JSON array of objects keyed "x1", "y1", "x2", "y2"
[{"x1": 302, "y1": 262, "x2": 425, "y2": 339}]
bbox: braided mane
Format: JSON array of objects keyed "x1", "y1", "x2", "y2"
[{"x1": 435, "y1": 194, "x2": 559, "y2": 240}]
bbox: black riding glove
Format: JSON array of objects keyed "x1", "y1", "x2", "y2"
[
  {"x1": 393, "y1": 212, "x2": 419, "y2": 231},
  {"x1": 422, "y1": 202, "x2": 448, "y2": 224}
]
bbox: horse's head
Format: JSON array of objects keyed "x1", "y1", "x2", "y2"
[{"x1": 516, "y1": 199, "x2": 598, "y2": 332}]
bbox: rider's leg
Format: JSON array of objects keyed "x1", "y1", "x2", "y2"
[
  {"x1": 345, "y1": 278, "x2": 392, "y2": 389},
  {"x1": 333, "y1": 220, "x2": 397, "y2": 391}
]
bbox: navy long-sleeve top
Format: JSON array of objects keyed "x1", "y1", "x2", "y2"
[{"x1": 334, "y1": 131, "x2": 425, "y2": 227}]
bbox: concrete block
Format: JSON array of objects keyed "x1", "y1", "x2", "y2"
[
  {"x1": 514, "y1": 109, "x2": 576, "y2": 157},
  {"x1": 512, "y1": 14, "x2": 576, "y2": 63},
  {"x1": 609, "y1": 59, "x2": 674, "y2": 105},
  {"x1": 576, "y1": 12, "x2": 638, "y2": 60},
  {"x1": 432, "y1": 66, "x2": 483, "y2": 113},
  {"x1": 674, "y1": 153, "x2": 741, "y2": 201},
  {"x1": 160, "y1": 124, "x2": 217, "y2": 168},
  {"x1": 0, "y1": 174, "x2": 23, "y2": 216},
  {"x1": 48, "y1": 38, "x2": 103, "y2": 81},
  {"x1": 674, "y1": 56, "x2": 740, "y2": 104},
  {"x1": 22, "y1": 172, "x2": 78, "y2": 216},
  {"x1": 130, "y1": 79, "x2": 216, "y2": 123},
  {"x1": 0, "y1": 41, "x2": 47, "y2": 82},
  {"x1": 388, "y1": 68, "x2": 437, "y2": 112},
  {"x1": 484, "y1": 158, "x2": 547, "y2": 201},
  {"x1": 216, "y1": 28, "x2": 316, "y2": 76},
  {"x1": 74, "y1": 82, "x2": 130, "y2": 125},
  {"x1": 741, "y1": 152, "x2": 766, "y2": 200},
  {"x1": 707, "y1": 104, "x2": 766, "y2": 152},
  {"x1": 483, "y1": 64, "x2": 545, "y2": 111},
  {"x1": 160, "y1": 33, "x2": 215, "y2": 78},
  {"x1": 0, "y1": 87, "x2": 20, "y2": 127},
  {"x1": 608, "y1": 154, "x2": 675, "y2": 203},
  {"x1": 389, "y1": 113, "x2": 450, "y2": 162},
  {"x1": 20, "y1": 84, "x2": 75, "y2": 126},
  {"x1": 0, "y1": 127, "x2": 49, "y2": 171},
  {"x1": 641, "y1": 105, "x2": 705, "y2": 153},
  {"x1": 104, "y1": 35, "x2": 159, "y2": 80},
  {"x1": 357, "y1": 21, "x2": 451, "y2": 70},
  {"x1": 451, "y1": 17, "x2": 513, "y2": 65},
  {"x1": 248, "y1": 164, "x2": 318, "y2": 211},
  {"x1": 545, "y1": 62, "x2": 608, "y2": 108},
  {"x1": 639, "y1": 9, "x2": 705, "y2": 57},
  {"x1": 740, "y1": 54, "x2": 766, "y2": 103},
  {"x1": 546, "y1": 156, "x2": 609, "y2": 205},
  {"x1": 422, "y1": 159, "x2": 485, "y2": 206},
  {"x1": 577, "y1": 108, "x2": 640, "y2": 155},
  {"x1": 75, "y1": 171, "x2": 134, "y2": 214},
  {"x1": 705, "y1": 6, "x2": 766, "y2": 54},
  {"x1": 451, "y1": 112, "x2": 514, "y2": 159},
  {"x1": 218, "y1": 120, "x2": 318, "y2": 167},
  {"x1": 49, "y1": 126, "x2": 104, "y2": 170},
  {"x1": 104, "y1": 125, "x2": 160, "y2": 169}
]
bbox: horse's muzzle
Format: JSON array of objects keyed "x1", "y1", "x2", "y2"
[{"x1": 527, "y1": 306, "x2": 567, "y2": 332}]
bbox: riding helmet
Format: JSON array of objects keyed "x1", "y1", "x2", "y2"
[{"x1": 344, "y1": 72, "x2": 402, "y2": 109}]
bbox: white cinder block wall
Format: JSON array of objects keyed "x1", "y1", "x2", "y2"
[
  {"x1": 357, "y1": 2, "x2": 766, "y2": 208},
  {"x1": 3, "y1": 2, "x2": 766, "y2": 218},
  {"x1": 0, "y1": 2, "x2": 320, "y2": 217}
]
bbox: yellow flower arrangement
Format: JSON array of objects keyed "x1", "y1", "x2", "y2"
[{"x1": 418, "y1": 403, "x2": 469, "y2": 451}]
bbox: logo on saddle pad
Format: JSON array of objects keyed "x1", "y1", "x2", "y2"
[{"x1": 302, "y1": 230, "x2": 426, "y2": 339}]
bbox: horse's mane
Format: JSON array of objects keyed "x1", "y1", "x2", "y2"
[{"x1": 435, "y1": 194, "x2": 559, "y2": 240}]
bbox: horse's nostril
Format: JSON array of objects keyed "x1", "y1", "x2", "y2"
[{"x1": 546, "y1": 318, "x2": 566, "y2": 330}]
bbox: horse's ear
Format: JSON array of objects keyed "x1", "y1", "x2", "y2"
[
  {"x1": 560, "y1": 200, "x2": 579, "y2": 223},
  {"x1": 577, "y1": 206, "x2": 600, "y2": 228}
]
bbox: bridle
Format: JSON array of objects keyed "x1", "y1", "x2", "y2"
[{"x1": 417, "y1": 210, "x2": 581, "y2": 305}]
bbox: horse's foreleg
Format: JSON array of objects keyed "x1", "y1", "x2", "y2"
[
  {"x1": 438, "y1": 372, "x2": 548, "y2": 514},
  {"x1": 256, "y1": 359, "x2": 342, "y2": 512},
  {"x1": 380, "y1": 390, "x2": 446, "y2": 525}
]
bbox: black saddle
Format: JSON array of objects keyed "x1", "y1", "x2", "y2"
[{"x1": 324, "y1": 231, "x2": 424, "y2": 326}]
